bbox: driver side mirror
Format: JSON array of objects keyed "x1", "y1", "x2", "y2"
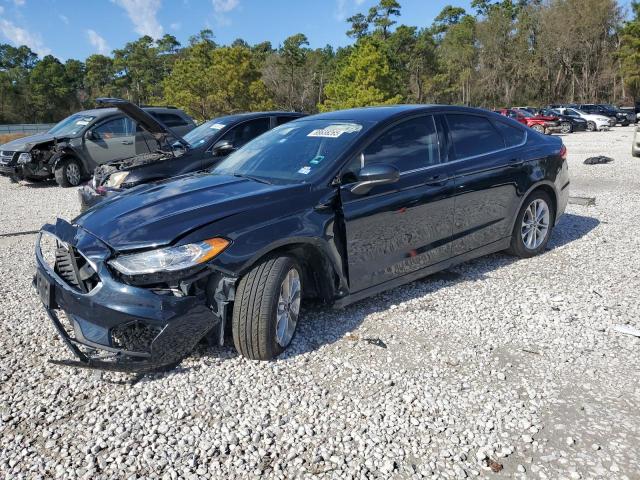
[
  {"x1": 212, "y1": 140, "x2": 235, "y2": 157},
  {"x1": 85, "y1": 129, "x2": 98, "y2": 141},
  {"x1": 350, "y1": 163, "x2": 400, "y2": 195}
]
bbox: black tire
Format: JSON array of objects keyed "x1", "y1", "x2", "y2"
[
  {"x1": 54, "y1": 157, "x2": 83, "y2": 187},
  {"x1": 586, "y1": 121, "x2": 596, "y2": 132},
  {"x1": 560, "y1": 121, "x2": 572, "y2": 134},
  {"x1": 232, "y1": 256, "x2": 302, "y2": 360},
  {"x1": 507, "y1": 190, "x2": 555, "y2": 258}
]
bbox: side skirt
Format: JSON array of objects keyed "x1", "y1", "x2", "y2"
[{"x1": 332, "y1": 237, "x2": 511, "y2": 309}]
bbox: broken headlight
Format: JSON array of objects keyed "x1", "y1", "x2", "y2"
[
  {"x1": 108, "y1": 238, "x2": 229, "y2": 276},
  {"x1": 105, "y1": 171, "x2": 129, "y2": 188},
  {"x1": 17, "y1": 153, "x2": 32, "y2": 164}
]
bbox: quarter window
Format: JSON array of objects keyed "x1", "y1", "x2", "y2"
[
  {"x1": 494, "y1": 121, "x2": 526, "y2": 148},
  {"x1": 445, "y1": 114, "x2": 505, "y2": 159}
]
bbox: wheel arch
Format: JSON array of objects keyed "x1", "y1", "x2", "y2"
[
  {"x1": 237, "y1": 238, "x2": 344, "y2": 304},
  {"x1": 509, "y1": 181, "x2": 559, "y2": 233}
]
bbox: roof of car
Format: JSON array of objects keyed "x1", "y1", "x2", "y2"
[
  {"x1": 74, "y1": 106, "x2": 183, "y2": 117},
  {"x1": 306, "y1": 104, "x2": 494, "y2": 123},
  {"x1": 210, "y1": 111, "x2": 305, "y2": 125}
]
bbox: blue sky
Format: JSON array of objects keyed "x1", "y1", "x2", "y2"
[
  {"x1": 0, "y1": 0, "x2": 477, "y2": 60},
  {"x1": 0, "y1": 0, "x2": 633, "y2": 61}
]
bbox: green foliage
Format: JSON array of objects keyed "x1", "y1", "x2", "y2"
[
  {"x1": 619, "y1": 1, "x2": 640, "y2": 99},
  {"x1": 163, "y1": 41, "x2": 273, "y2": 121},
  {"x1": 320, "y1": 38, "x2": 402, "y2": 111}
]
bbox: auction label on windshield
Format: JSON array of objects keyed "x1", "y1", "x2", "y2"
[
  {"x1": 307, "y1": 123, "x2": 362, "y2": 138},
  {"x1": 210, "y1": 123, "x2": 226, "y2": 130}
]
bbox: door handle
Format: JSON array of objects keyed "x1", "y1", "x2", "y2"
[{"x1": 121, "y1": 140, "x2": 133, "y2": 145}]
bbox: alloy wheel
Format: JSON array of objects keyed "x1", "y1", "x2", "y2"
[
  {"x1": 521, "y1": 198, "x2": 550, "y2": 250},
  {"x1": 67, "y1": 163, "x2": 81, "y2": 186},
  {"x1": 275, "y1": 268, "x2": 301, "y2": 348},
  {"x1": 560, "y1": 122, "x2": 571, "y2": 134}
]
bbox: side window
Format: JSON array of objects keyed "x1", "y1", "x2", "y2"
[
  {"x1": 445, "y1": 114, "x2": 505, "y2": 159},
  {"x1": 494, "y1": 121, "x2": 526, "y2": 148},
  {"x1": 276, "y1": 116, "x2": 296, "y2": 126},
  {"x1": 93, "y1": 117, "x2": 129, "y2": 139},
  {"x1": 362, "y1": 116, "x2": 439, "y2": 172},
  {"x1": 151, "y1": 112, "x2": 190, "y2": 127},
  {"x1": 219, "y1": 118, "x2": 271, "y2": 148}
]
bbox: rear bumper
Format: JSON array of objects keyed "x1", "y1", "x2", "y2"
[{"x1": 35, "y1": 220, "x2": 224, "y2": 373}]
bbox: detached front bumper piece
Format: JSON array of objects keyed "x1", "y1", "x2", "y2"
[{"x1": 35, "y1": 218, "x2": 222, "y2": 373}]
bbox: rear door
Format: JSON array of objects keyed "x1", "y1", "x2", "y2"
[
  {"x1": 445, "y1": 113, "x2": 526, "y2": 256},
  {"x1": 339, "y1": 114, "x2": 455, "y2": 292},
  {"x1": 83, "y1": 116, "x2": 137, "y2": 169}
]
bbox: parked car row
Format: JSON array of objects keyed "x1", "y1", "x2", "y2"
[{"x1": 31, "y1": 102, "x2": 570, "y2": 372}]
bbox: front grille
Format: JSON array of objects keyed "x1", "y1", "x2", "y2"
[
  {"x1": 0, "y1": 151, "x2": 15, "y2": 165},
  {"x1": 54, "y1": 244, "x2": 100, "y2": 293}
]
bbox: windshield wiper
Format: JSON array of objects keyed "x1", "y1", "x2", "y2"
[{"x1": 232, "y1": 173, "x2": 272, "y2": 185}]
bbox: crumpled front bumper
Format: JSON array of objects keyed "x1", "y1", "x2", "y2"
[{"x1": 34, "y1": 218, "x2": 223, "y2": 373}]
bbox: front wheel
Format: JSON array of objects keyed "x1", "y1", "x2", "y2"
[
  {"x1": 507, "y1": 191, "x2": 555, "y2": 258},
  {"x1": 586, "y1": 121, "x2": 596, "y2": 132},
  {"x1": 232, "y1": 256, "x2": 302, "y2": 360},
  {"x1": 54, "y1": 158, "x2": 83, "y2": 187},
  {"x1": 531, "y1": 124, "x2": 545, "y2": 134},
  {"x1": 560, "y1": 121, "x2": 572, "y2": 134}
]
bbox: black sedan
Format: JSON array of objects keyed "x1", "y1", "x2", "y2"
[
  {"x1": 539, "y1": 108, "x2": 588, "y2": 133},
  {"x1": 79, "y1": 101, "x2": 304, "y2": 211},
  {"x1": 35, "y1": 105, "x2": 570, "y2": 372}
]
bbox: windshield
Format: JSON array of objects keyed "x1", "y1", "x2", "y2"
[
  {"x1": 517, "y1": 110, "x2": 533, "y2": 118},
  {"x1": 211, "y1": 119, "x2": 370, "y2": 183},
  {"x1": 182, "y1": 118, "x2": 227, "y2": 147},
  {"x1": 48, "y1": 114, "x2": 95, "y2": 136}
]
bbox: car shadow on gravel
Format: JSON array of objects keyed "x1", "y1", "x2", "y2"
[
  {"x1": 17, "y1": 179, "x2": 59, "y2": 189},
  {"x1": 147, "y1": 213, "x2": 601, "y2": 376}
]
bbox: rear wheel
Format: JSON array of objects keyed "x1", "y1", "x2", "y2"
[
  {"x1": 531, "y1": 124, "x2": 545, "y2": 134},
  {"x1": 232, "y1": 256, "x2": 302, "y2": 360},
  {"x1": 560, "y1": 121, "x2": 572, "y2": 134},
  {"x1": 507, "y1": 191, "x2": 555, "y2": 258},
  {"x1": 586, "y1": 121, "x2": 596, "y2": 132},
  {"x1": 54, "y1": 157, "x2": 83, "y2": 187}
]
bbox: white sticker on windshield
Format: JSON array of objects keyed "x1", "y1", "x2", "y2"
[
  {"x1": 298, "y1": 166, "x2": 312, "y2": 175},
  {"x1": 76, "y1": 120, "x2": 90, "y2": 126},
  {"x1": 210, "y1": 123, "x2": 226, "y2": 130},
  {"x1": 307, "y1": 123, "x2": 362, "y2": 138}
]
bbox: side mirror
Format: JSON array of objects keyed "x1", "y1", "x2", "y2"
[
  {"x1": 212, "y1": 140, "x2": 235, "y2": 156},
  {"x1": 85, "y1": 129, "x2": 97, "y2": 141},
  {"x1": 350, "y1": 163, "x2": 400, "y2": 195}
]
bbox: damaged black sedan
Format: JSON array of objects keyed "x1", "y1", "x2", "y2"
[
  {"x1": 80, "y1": 101, "x2": 304, "y2": 211},
  {"x1": 35, "y1": 105, "x2": 569, "y2": 372}
]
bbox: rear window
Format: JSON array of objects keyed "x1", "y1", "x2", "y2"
[
  {"x1": 150, "y1": 112, "x2": 190, "y2": 127},
  {"x1": 446, "y1": 114, "x2": 505, "y2": 159},
  {"x1": 494, "y1": 121, "x2": 526, "y2": 148}
]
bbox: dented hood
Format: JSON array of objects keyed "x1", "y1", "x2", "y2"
[
  {"x1": 75, "y1": 173, "x2": 305, "y2": 251},
  {"x1": 0, "y1": 132, "x2": 59, "y2": 152},
  {"x1": 95, "y1": 98, "x2": 189, "y2": 148}
]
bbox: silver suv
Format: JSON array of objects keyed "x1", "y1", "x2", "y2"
[{"x1": 0, "y1": 104, "x2": 195, "y2": 187}]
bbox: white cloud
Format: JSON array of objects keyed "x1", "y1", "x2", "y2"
[
  {"x1": 86, "y1": 29, "x2": 110, "y2": 55},
  {"x1": 335, "y1": 0, "x2": 366, "y2": 21},
  {"x1": 58, "y1": 14, "x2": 69, "y2": 24},
  {"x1": 13, "y1": 0, "x2": 26, "y2": 6},
  {"x1": 170, "y1": 21, "x2": 181, "y2": 30},
  {"x1": 213, "y1": 0, "x2": 238, "y2": 13},
  {"x1": 114, "y1": 0, "x2": 163, "y2": 39},
  {"x1": 0, "y1": 18, "x2": 51, "y2": 55}
]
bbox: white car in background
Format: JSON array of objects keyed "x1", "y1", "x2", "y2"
[{"x1": 554, "y1": 107, "x2": 611, "y2": 132}]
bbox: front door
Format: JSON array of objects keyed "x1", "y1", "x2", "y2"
[
  {"x1": 339, "y1": 115, "x2": 455, "y2": 293},
  {"x1": 83, "y1": 116, "x2": 137, "y2": 169}
]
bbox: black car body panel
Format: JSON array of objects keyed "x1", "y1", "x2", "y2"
[
  {"x1": 79, "y1": 112, "x2": 305, "y2": 211},
  {"x1": 35, "y1": 105, "x2": 570, "y2": 372},
  {"x1": 538, "y1": 109, "x2": 587, "y2": 132}
]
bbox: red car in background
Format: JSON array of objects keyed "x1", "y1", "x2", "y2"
[{"x1": 495, "y1": 108, "x2": 561, "y2": 134}]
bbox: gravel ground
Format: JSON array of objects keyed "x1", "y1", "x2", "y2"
[{"x1": 1, "y1": 127, "x2": 639, "y2": 479}]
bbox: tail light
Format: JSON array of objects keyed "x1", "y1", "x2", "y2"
[{"x1": 559, "y1": 144, "x2": 567, "y2": 160}]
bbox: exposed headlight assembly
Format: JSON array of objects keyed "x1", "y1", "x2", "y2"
[
  {"x1": 17, "y1": 152, "x2": 32, "y2": 164},
  {"x1": 105, "y1": 171, "x2": 129, "y2": 188},
  {"x1": 109, "y1": 238, "x2": 230, "y2": 276}
]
